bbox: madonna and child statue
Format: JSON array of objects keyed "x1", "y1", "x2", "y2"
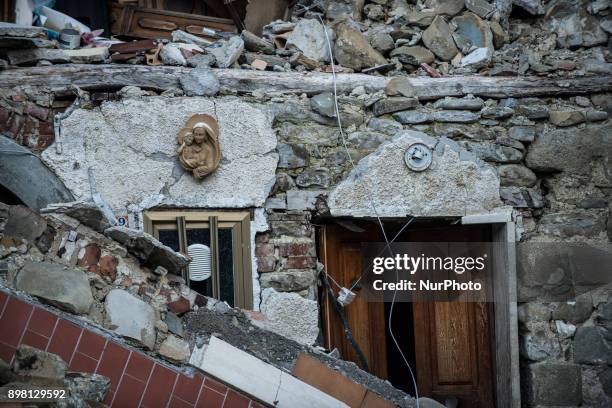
[{"x1": 176, "y1": 114, "x2": 221, "y2": 179}]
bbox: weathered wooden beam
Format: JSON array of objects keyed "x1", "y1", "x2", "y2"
[{"x1": 1, "y1": 64, "x2": 611, "y2": 100}]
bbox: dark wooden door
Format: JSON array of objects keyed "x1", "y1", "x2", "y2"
[{"x1": 321, "y1": 222, "x2": 495, "y2": 407}]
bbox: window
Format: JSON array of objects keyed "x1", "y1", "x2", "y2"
[{"x1": 144, "y1": 210, "x2": 253, "y2": 309}]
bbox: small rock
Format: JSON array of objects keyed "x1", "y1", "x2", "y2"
[
  {"x1": 364, "y1": 4, "x2": 385, "y2": 20},
  {"x1": 15, "y1": 261, "x2": 94, "y2": 314},
  {"x1": 406, "y1": 11, "x2": 436, "y2": 28},
  {"x1": 433, "y1": 110, "x2": 481, "y2": 123},
  {"x1": 164, "y1": 312, "x2": 184, "y2": 337},
  {"x1": 373, "y1": 97, "x2": 419, "y2": 116},
  {"x1": 489, "y1": 21, "x2": 509, "y2": 49},
  {"x1": 159, "y1": 335, "x2": 191, "y2": 362},
  {"x1": 367, "y1": 117, "x2": 403, "y2": 133},
  {"x1": 586, "y1": 110, "x2": 608, "y2": 122},
  {"x1": 549, "y1": 110, "x2": 586, "y2": 127},
  {"x1": 296, "y1": 168, "x2": 330, "y2": 188},
  {"x1": 310, "y1": 92, "x2": 336, "y2": 117},
  {"x1": 434, "y1": 96, "x2": 484, "y2": 111},
  {"x1": 390, "y1": 46, "x2": 435, "y2": 66},
  {"x1": 481, "y1": 106, "x2": 514, "y2": 119},
  {"x1": 393, "y1": 110, "x2": 433, "y2": 124},
  {"x1": 369, "y1": 31, "x2": 395, "y2": 54},
  {"x1": 334, "y1": 22, "x2": 388, "y2": 71},
  {"x1": 509, "y1": 126, "x2": 535, "y2": 142},
  {"x1": 160, "y1": 43, "x2": 203, "y2": 66},
  {"x1": 423, "y1": 16, "x2": 459, "y2": 61},
  {"x1": 241, "y1": 30, "x2": 274, "y2": 54},
  {"x1": 286, "y1": 19, "x2": 330, "y2": 62},
  {"x1": 498, "y1": 164, "x2": 537, "y2": 187},
  {"x1": 186, "y1": 53, "x2": 215, "y2": 68},
  {"x1": 500, "y1": 186, "x2": 544, "y2": 208},
  {"x1": 208, "y1": 36, "x2": 244, "y2": 68},
  {"x1": 460, "y1": 47, "x2": 492, "y2": 69},
  {"x1": 179, "y1": 65, "x2": 220, "y2": 96}
]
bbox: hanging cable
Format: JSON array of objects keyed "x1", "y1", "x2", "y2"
[{"x1": 316, "y1": 15, "x2": 420, "y2": 406}]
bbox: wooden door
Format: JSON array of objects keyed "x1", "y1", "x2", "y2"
[
  {"x1": 320, "y1": 223, "x2": 388, "y2": 379},
  {"x1": 408, "y1": 226, "x2": 495, "y2": 407}
]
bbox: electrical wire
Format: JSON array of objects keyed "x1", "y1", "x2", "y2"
[{"x1": 316, "y1": 15, "x2": 420, "y2": 407}]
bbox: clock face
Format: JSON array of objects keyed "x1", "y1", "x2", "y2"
[{"x1": 404, "y1": 142, "x2": 433, "y2": 172}]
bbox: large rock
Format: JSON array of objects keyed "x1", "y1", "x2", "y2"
[
  {"x1": 525, "y1": 123, "x2": 611, "y2": 173},
  {"x1": 260, "y1": 288, "x2": 319, "y2": 345},
  {"x1": 105, "y1": 289, "x2": 156, "y2": 349},
  {"x1": 334, "y1": 22, "x2": 387, "y2": 70},
  {"x1": 41, "y1": 97, "x2": 278, "y2": 211},
  {"x1": 15, "y1": 262, "x2": 94, "y2": 314},
  {"x1": 524, "y1": 363, "x2": 582, "y2": 406},
  {"x1": 105, "y1": 226, "x2": 188, "y2": 274},
  {"x1": 286, "y1": 19, "x2": 330, "y2": 62},
  {"x1": 208, "y1": 36, "x2": 244, "y2": 68},
  {"x1": 328, "y1": 132, "x2": 502, "y2": 217},
  {"x1": 451, "y1": 12, "x2": 493, "y2": 54},
  {"x1": 179, "y1": 65, "x2": 220, "y2": 96},
  {"x1": 12, "y1": 345, "x2": 67, "y2": 387},
  {"x1": 422, "y1": 16, "x2": 459, "y2": 61},
  {"x1": 3, "y1": 205, "x2": 46, "y2": 242},
  {"x1": 41, "y1": 201, "x2": 112, "y2": 233}
]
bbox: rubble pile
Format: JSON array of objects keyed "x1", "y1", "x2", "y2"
[{"x1": 1, "y1": 0, "x2": 610, "y2": 79}]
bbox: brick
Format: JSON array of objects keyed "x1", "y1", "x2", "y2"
[
  {"x1": 0, "y1": 297, "x2": 33, "y2": 346},
  {"x1": 257, "y1": 256, "x2": 276, "y2": 272},
  {"x1": 196, "y1": 387, "x2": 224, "y2": 408},
  {"x1": 173, "y1": 374, "x2": 203, "y2": 404},
  {"x1": 224, "y1": 389, "x2": 250, "y2": 408},
  {"x1": 25, "y1": 102, "x2": 50, "y2": 120},
  {"x1": 125, "y1": 351, "x2": 154, "y2": 382},
  {"x1": 140, "y1": 364, "x2": 177, "y2": 408},
  {"x1": 96, "y1": 341, "x2": 130, "y2": 391},
  {"x1": 278, "y1": 242, "x2": 314, "y2": 257},
  {"x1": 284, "y1": 256, "x2": 316, "y2": 269},
  {"x1": 167, "y1": 297, "x2": 190, "y2": 316},
  {"x1": 255, "y1": 243, "x2": 274, "y2": 257},
  {"x1": 28, "y1": 307, "x2": 57, "y2": 337},
  {"x1": 47, "y1": 319, "x2": 81, "y2": 363},
  {"x1": 98, "y1": 255, "x2": 118, "y2": 281}
]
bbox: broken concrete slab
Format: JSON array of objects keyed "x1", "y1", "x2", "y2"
[
  {"x1": 104, "y1": 226, "x2": 188, "y2": 274},
  {"x1": 15, "y1": 261, "x2": 94, "y2": 314},
  {"x1": 259, "y1": 288, "x2": 319, "y2": 345},
  {"x1": 328, "y1": 131, "x2": 502, "y2": 217},
  {"x1": 104, "y1": 289, "x2": 156, "y2": 349}
]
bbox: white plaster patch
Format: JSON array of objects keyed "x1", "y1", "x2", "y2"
[
  {"x1": 42, "y1": 97, "x2": 278, "y2": 212},
  {"x1": 259, "y1": 288, "x2": 319, "y2": 345},
  {"x1": 328, "y1": 131, "x2": 502, "y2": 217}
]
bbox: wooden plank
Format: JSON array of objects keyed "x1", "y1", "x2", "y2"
[{"x1": 1, "y1": 64, "x2": 610, "y2": 100}]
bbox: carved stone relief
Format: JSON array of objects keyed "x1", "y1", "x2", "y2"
[{"x1": 176, "y1": 114, "x2": 221, "y2": 179}]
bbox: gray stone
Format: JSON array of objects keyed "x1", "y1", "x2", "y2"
[
  {"x1": 460, "y1": 47, "x2": 493, "y2": 69},
  {"x1": 0, "y1": 358, "x2": 14, "y2": 385},
  {"x1": 65, "y1": 372, "x2": 110, "y2": 403},
  {"x1": 242, "y1": 52, "x2": 287, "y2": 68},
  {"x1": 451, "y1": 12, "x2": 493, "y2": 54},
  {"x1": 465, "y1": 0, "x2": 495, "y2": 18},
  {"x1": 385, "y1": 77, "x2": 417, "y2": 97},
  {"x1": 277, "y1": 143, "x2": 309, "y2": 168},
  {"x1": 489, "y1": 21, "x2": 509, "y2": 48},
  {"x1": 517, "y1": 103, "x2": 549, "y2": 120},
  {"x1": 373, "y1": 97, "x2": 419, "y2": 116},
  {"x1": 369, "y1": 31, "x2": 395, "y2": 54},
  {"x1": 159, "y1": 335, "x2": 190, "y2": 362},
  {"x1": 434, "y1": 123, "x2": 496, "y2": 140},
  {"x1": 259, "y1": 270, "x2": 316, "y2": 292},
  {"x1": 405, "y1": 11, "x2": 436, "y2": 28},
  {"x1": 328, "y1": 132, "x2": 502, "y2": 217},
  {"x1": 347, "y1": 131, "x2": 389, "y2": 149},
  {"x1": 525, "y1": 123, "x2": 610, "y2": 173},
  {"x1": 575, "y1": 326, "x2": 612, "y2": 364},
  {"x1": 3, "y1": 205, "x2": 46, "y2": 242},
  {"x1": 165, "y1": 312, "x2": 184, "y2": 337},
  {"x1": 179, "y1": 65, "x2": 220, "y2": 96},
  {"x1": 42, "y1": 201, "x2": 112, "y2": 233},
  {"x1": 15, "y1": 261, "x2": 93, "y2": 314},
  {"x1": 393, "y1": 110, "x2": 433, "y2": 124},
  {"x1": 601, "y1": 368, "x2": 612, "y2": 397},
  {"x1": 423, "y1": 16, "x2": 459, "y2": 61},
  {"x1": 259, "y1": 288, "x2": 319, "y2": 345},
  {"x1": 296, "y1": 168, "x2": 330, "y2": 188},
  {"x1": 539, "y1": 211, "x2": 607, "y2": 238},
  {"x1": 552, "y1": 299, "x2": 593, "y2": 324},
  {"x1": 241, "y1": 30, "x2": 274, "y2": 54},
  {"x1": 171, "y1": 30, "x2": 212, "y2": 49},
  {"x1": 41, "y1": 97, "x2": 278, "y2": 211},
  {"x1": 549, "y1": 109, "x2": 586, "y2": 127},
  {"x1": 433, "y1": 97, "x2": 484, "y2": 111},
  {"x1": 13, "y1": 345, "x2": 67, "y2": 387},
  {"x1": 334, "y1": 22, "x2": 387, "y2": 70},
  {"x1": 426, "y1": 0, "x2": 465, "y2": 16},
  {"x1": 525, "y1": 363, "x2": 582, "y2": 406},
  {"x1": 508, "y1": 126, "x2": 535, "y2": 142},
  {"x1": 286, "y1": 190, "x2": 326, "y2": 210},
  {"x1": 105, "y1": 289, "x2": 156, "y2": 349},
  {"x1": 186, "y1": 53, "x2": 215, "y2": 68},
  {"x1": 500, "y1": 186, "x2": 544, "y2": 208},
  {"x1": 286, "y1": 19, "x2": 330, "y2": 62},
  {"x1": 586, "y1": 110, "x2": 609, "y2": 122},
  {"x1": 326, "y1": 0, "x2": 365, "y2": 20},
  {"x1": 208, "y1": 36, "x2": 244, "y2": 68},
  {"x1": 366, "y1": 118, "x2": 402, "y2": 134},
  {"x1": 272, "y1": 173, "x2": 296, "y2": 195},
  {"x1": 390, "y1": 46, "x2": 435, "y2": 66},
  {"x1": 364, "y1": 3, "x2": 385, "y2": 20},
  {"x1": 433, "y1": 110, "x2": 481, "y2": 123},
  {"x1": 160, "y1": 43, "x2": 203, "y2": 66},
  {"x1": 462, "y1": 142, "x2": 523, "y2": 163},
  {"x1": 277, "y1": 123, "x2": 339, "y2": 146},
  {"x1": 513, "y1": 0, "x2": 544, "y2": 15},
  {"x1": 481, "y1": 106, "x2": 514, "y2": 119},
  {"x1": 105, "y1": 227, "x2": 188, "y2": 274},
  {"x1": 577, "y1": 197, "x2": 608, "y2": 209},
  {"x1": 498, "y1": 164, "x2": 537, "y2": 187},
  {"x1": 310, "y1": 92, "x2": 336, "y2": 118}
]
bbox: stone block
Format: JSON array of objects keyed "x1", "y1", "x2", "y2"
[
  {"x1": 105, "y1": 289, "x2": 156, "y2": 349},
  {"x1": 524, "y1": 363, "x2": 582, "y2": 406},
  {"x1": 259, "y1": 288, "x2": 319, "y2": 345},
  {"x1": 575, "y1": 326, "x2": 612, "y2": 364}
]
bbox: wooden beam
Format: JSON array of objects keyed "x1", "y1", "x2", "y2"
[{"x1": 1, "y1": 64, "x2": 611, "y2": 100}]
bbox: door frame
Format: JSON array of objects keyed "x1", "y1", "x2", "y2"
[{"x1": 319, "y1": 212, "x2": 520, "y2": 408}]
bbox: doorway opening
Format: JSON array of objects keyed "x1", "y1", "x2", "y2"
[{"x1": 319, "y1": 218, "x2": 496, "y2": 407}]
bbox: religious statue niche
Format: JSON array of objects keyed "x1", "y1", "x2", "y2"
[{"x1": 176, "y1": 114, "x2": 221, "y2": 179}]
